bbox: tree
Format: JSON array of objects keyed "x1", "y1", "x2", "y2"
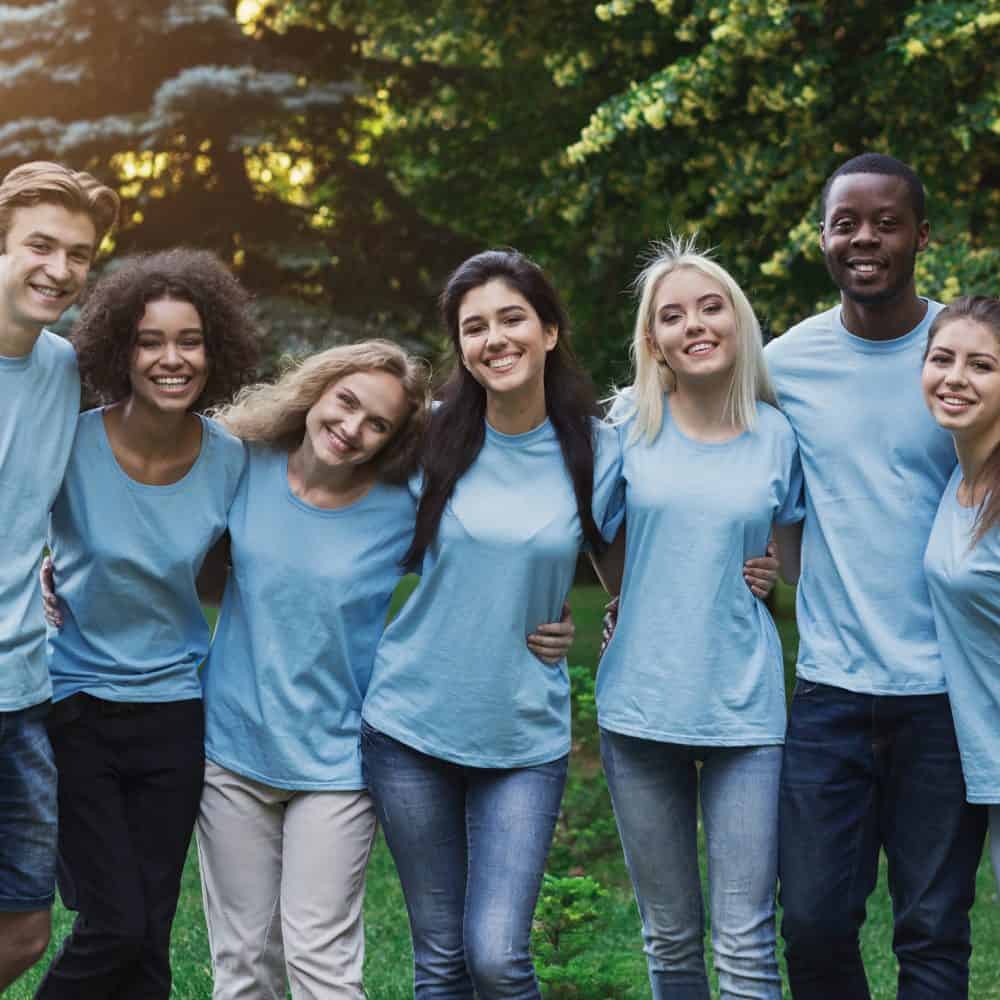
[
  {"x1": 7, "y1": 2, "x2": 997, "y2": 383},
  {"x1": 0, "y1": 0, "x2": 474, "y2": 365},
  {"x1": 271, "y1": 0, "x2": 1000, "y2": 385}
]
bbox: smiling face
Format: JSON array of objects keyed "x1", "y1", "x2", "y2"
[
  {"x1": 821, "y1": 173, "x2": 929, "y2": 308},
  {"x1": 922, "y1": 318, "x2": 1000, "y2": 438},
  {"x1": 129, "y1": 297, "x2": 209, "y2": 414},
  {"x1": 0, "y1": 201, "x2": 97, "y2": 337},
  {"x1": 649, "y1": 267, "x2": 738, "y2": 387},
  {"x1": 457, "y1": 278, "x2": 558, "y2": 405},
  {"x1": 302, "y1": 369, "x2": 410, "y2": 472}
]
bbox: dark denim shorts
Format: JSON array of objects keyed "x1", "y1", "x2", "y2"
[{"x1": 0, "y1": 702, "x2": 57, "y2": 911}]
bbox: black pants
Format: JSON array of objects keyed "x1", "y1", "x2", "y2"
[{"x1": 35, "y1": 695, "x2": 204, "y2": 1000}]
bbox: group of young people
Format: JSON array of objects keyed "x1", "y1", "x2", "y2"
[{"x1": 0, "y1": 150, "x2": 995, "y2": 1000}]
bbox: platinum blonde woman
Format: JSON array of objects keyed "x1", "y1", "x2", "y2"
[{"x1": 594, "y1": 239, "x2": 803, "y2": 1000}]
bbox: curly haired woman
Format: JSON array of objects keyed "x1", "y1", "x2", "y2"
[{"x1": 37, "y1": 248, "x2": 258, "y2": 999}]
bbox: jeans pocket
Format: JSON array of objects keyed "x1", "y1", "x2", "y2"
[{"x1": 792, "y1": 679, "x2": 824, "y2": 700}]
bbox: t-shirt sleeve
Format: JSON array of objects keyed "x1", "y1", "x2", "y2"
[
  {"x1": 591, "y1": 420, "x2": 625, "y2": 544},
  {"x1": 774, "y1": 426, "x2": 805, "y2": 526}
]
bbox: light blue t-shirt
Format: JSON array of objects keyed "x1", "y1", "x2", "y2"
[
  {"x1": 598, "y1": 397, "x2": 803, "y2": 745},
  {"x1": 363, "y1": 418, "x2": 624, "y2": 768},
  {"x1": 924, "y1": 467, "x2": 1000, "y2": 804},
  {"x1": 202, "y1": 445, "x2": 417, "y2": 790},
  {"x1": 766, "y1": 302, "x2": 953, "y2": 695},
  {"x1": 47, "y1": 408, "x2": 246, "y2": 703},
  {"x1": 0, "y1": 331, "x2": 80, "y2": 712}
]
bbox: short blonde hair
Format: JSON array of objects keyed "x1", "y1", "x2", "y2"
[
  {"x1": 0, "y1": 161, "x2": 119, "y2": 252},
  {"x1": 212, "y1": 340, "x2": 431, "y2": 485},
  {"x1": 623, "y1": 235, "x2": 775, "y2": 443}
]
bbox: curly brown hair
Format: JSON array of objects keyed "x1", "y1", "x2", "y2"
[{"x1": 73, "y1": 248, "x2": 260, "y2": 409}]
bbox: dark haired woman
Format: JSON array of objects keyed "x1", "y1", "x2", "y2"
[
  {"x1": 36, "y1": 249, "x2": 257, "y2": 998},
  {"x1": 360, "y1": 250, "x2": 624, "y2": 998},
  {"x1": 922, "y1": 295, "x2": 1000, "y2": 889}
]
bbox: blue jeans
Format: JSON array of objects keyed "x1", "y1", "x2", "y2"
[
  {"x1": 0, "y1": 703, "x2": 57, "y2": 912},
  {"x1": 360, "y1": 722, "x2": 567, "y2": 1000},
  {"x1": 600, "y1": 730, "x2": 782, "y2": 1000},
  {"x1": 778, "y1": 682, "x2": 988, "y2": 1000}
]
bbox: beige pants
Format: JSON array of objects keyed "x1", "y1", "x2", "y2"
[{"x1": 197, "y1": 761, "x2": 377, "y2": 1000}]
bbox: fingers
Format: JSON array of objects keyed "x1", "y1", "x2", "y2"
[
  {"x1": 743, "y1": 551, "x2": 779, "y2": 598},
  {"x1": 527, "y1": 618, "x2": 574, "y2": 663},
  {"x1": 40, "y1": 556, "x2": 63, "y2": 628},
  {"x1": 743, "y1": 567, "x2": 777, "y2": 598},
  {"x1": 743, "y1": 555, "x2": 779, "y2": 572},
  {"x1": 43, "y1": 593, "x2": 63, "y2": 629}
]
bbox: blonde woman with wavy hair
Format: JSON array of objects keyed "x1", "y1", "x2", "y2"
[
  {"x1": 214, "y1": 339, "x2": 428, "y2": 480},
  {"x1": 594, "y1": 240, "x2": 803, "y2": 1000},
  {"x1": 198, "y1": 337, "x2": 574, "y2": 997},
  {"x1": 196, "y1": 340, "x2": 430, "y2": 998}
]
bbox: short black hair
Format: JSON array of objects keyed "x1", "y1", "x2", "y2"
[{"x1": 820, "y1": 153, "x2": 925, "y2": 223}]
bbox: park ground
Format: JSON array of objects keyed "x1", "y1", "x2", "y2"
[{"x1": 9, "y1": 582, "x2": 998, "y2": 998}]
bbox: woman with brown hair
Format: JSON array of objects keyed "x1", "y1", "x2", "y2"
[
  {"x1": 38, "y1": 248, "x2": 258, "y2": 999},
  {"x1": 922, "y1": 295, "x2": 1000, "y2": 890}
]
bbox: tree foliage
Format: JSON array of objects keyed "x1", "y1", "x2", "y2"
[
  {"x1": 0, "y1": 0, "x2": 473, "y2": 365},
  {"x1": 4, "y1": 1, "x2": 997, "y2": 383},
  {"x1": 271, "y1": 0, "x2": 1000, "y2": 385}
]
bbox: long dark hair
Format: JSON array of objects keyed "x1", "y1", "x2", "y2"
[
  {"x1": 403, "y1": 249, "x2": 603, "y2": 570},
  {"x1": 926, "y1": 295, "x2": 1000, "y2": 546}
]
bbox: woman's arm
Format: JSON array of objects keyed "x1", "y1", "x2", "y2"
[
  {"x1": 590, "y1": 523, "x2": 626, "y2": 596},
  {"x1": 196, "y1": 532, "x2": 232, "y2": 606},
  {"x1": 773, "y1": 521, "x2": 803, "y2": 586}
]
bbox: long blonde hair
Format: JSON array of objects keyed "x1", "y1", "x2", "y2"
[
  {"x1": 212, "y1": 340, "x2": 430, "y2": 484},
  {"x1": 622, "y1": 236, "x2": 775, "y2": 443}
]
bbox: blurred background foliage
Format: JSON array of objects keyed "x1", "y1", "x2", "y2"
[{"x1": 3, "y1": 0, "x2": 997, "y2": 385}]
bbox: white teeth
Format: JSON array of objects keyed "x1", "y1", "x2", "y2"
[
  {"x1": 687, "y1": 343, "x2": 714, "y2": 355},
  {"x1": 153, "y1": 377, "x2": 190, "y2": 386},
  {"x1": 941, "y1": 396, "x2": 969, "y2": 406},
  {"x1": 31, "y1": 285, "x2": 62, "y2": 299},
  {"x1": 488, "y1": 356, "x2": 518, "y2": 371},
  {"x1": 852, "y1": 263, "x2": 879, "y2": 274}
]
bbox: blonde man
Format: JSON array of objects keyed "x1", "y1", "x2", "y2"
[{"x1": 0, "y1": 161, "x2": 118, "y2": 989}]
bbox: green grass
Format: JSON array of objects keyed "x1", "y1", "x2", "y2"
[{"x1": 8, "y1": 582, "x2": 998, "y2": 998}]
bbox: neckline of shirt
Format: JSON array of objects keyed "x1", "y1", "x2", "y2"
[
  {"x1": 833, "y1": 299, "x2": 936, "y2": 355},
  {"x1": 484, "y1": 416, "x2": 553, "y2": 446},
  {"x1": 665, "y1": 395, "x2": 751, "y2": 451},
  {"x1": 279, "y1": 447, "x2": 384, "y2": 516},
  {"x1": 0, "y1": 327, "x2": 49, "y2": 369},
  {"x1": 96, "y1": 407, "x2": 210, "y2": 493}
]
